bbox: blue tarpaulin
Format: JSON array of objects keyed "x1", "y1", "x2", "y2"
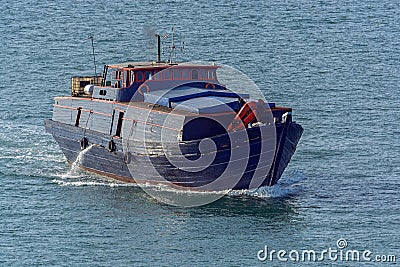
[{"x1": 144, "y1": 86, "x2": 249, "y2": 114}]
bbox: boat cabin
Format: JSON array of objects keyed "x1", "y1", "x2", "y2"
[{"x1": 71, "y1": 62, "x2": 220, "y2": 102}]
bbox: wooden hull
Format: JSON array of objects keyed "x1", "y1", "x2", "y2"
[{"x1": 45, "y1": 118, "x2": 303, "y2": 190}]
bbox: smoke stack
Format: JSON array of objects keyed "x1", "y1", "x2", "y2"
[{"x1": 155, "y1": 34, "x2": 161, "y2": 63}]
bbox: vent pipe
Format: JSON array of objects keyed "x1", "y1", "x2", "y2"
[{"x1": 155, "y1": 34, "x2": 161, "y2": 63}]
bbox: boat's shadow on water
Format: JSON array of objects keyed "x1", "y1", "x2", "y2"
[
  {"x1": 163, "y1": 170, "x2": 307, "y2": 219},
  {"x1": 192, "y1": 195, "x2": 298, "y2": 220},
  {"x1": 109, "y1": 185, "x2": 300, "y2": 220},
  {"x1": 51, "y1": 166, "x2": 306, "y2": 220}
]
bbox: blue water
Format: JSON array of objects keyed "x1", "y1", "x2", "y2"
[{"x1": 1, "y1": 0, "x2": 399, "y2": 266}]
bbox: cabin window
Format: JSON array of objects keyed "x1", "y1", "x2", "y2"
[
  {"x1": 199, "y1": 69, "x2": 207, "y2": 79},
  {"x1": 108, "y1": 71, "x2": 114, "y2": 85},
  {"x1": 136, "y1": 71, "x2": 144, "y2": 82},
  {"x1": 126, "y1": 70, "x2": 130, "y2": 85},
  {"x1": 182, "y1": 69, "x2": 190, "y2": 80},
  {"x1": 130, "y1": 71, "x2": 135, "y2": 84},
  {"x1": 173, "y1": 69, "x2": 181, "y2": 80},
  {"x1": 208, "y1": 70, "x2": 215, "y2": 79},
  {"x1": 164, "y1": 69, "x2": 172, "y2": 80},
  {"x1": 100, "y1": 89, "x2": 107, "y2": 95},
  {"x1": 191, "y1": 69, "x2": 198, "y2": 80},
  {"x1": 116, "y1": 70, "x2": 122, "y2": 80},
  {"x1": 145, "y1": 71, "x2": 151, "y2": 81}
]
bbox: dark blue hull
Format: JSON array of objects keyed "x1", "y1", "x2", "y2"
[{"x1": 45, "y1": 118, "x2": 303, "y2": 190}]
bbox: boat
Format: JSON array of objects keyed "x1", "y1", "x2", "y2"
[{"x1": 45, "y1": 33, "x2": 303, "y2": 191}]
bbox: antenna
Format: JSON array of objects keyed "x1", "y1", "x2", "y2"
[
  {"x1": 180, "y1": 35, "x2": 185, "y2": 55},
  {"x1": 88, "y1": 34, "x2": 97, "y2": 76},
  {"x1": 160, "y1": 27, "x2": 185, "y2": 64}
]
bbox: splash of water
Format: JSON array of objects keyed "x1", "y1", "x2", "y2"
[
  {"x1": 229, "y1": 170, "x2": 307, "y2": 199},
  {"x1": 137, "y1": 182, "x2": 230, "y2": 195},
  {"x1": 53, "y1": 147, "x2": 306, "y2": 200},
  {"x1": 52, "y1": 144, "x2": 135, "y2": 187},
  {"x1": 52, "y1": 179, "x2": 135, "y2": 187},
  {"x1": 58, "y1": 144, "x2": 95, "y2": 179}
]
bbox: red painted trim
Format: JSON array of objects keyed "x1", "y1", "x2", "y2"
[
  {"x1": 53, "y1": 98, "x2": 292, "y2": 118},
  {"x1": 107, "y1": 65, "x2": 168, "y2": 71},
  {"x1": 53, "y1": 103, "x2": 181, "y2": 131},
  {"x1": 138, "y1": 84, "x2": 150, "y2": 95},
  {"x1": 107, "y1": 65, "x2": 219, "y2": 71},
  {"x1": 54, "y1": 96, "x2": 186, "y2": 116},
  {"x1": 204, "y1": 83, "x2": 216, "y2": 89},
  {"x1": 53, "y1": 104, "x2": 77, "y2": 110},
  {"x1": 116, "y1": 103, "x2": 185, "y2": 117},
  {"x1": 54, "y1": 104, "x2": 113, "y2": 117},
  {"x1": 113, "y1": 108, "x2": 125, "y2": 113}
]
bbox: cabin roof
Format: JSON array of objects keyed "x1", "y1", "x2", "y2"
[
  {"x1": 108, "y1": 61, "x2": 220, "y2": 70},
  {"x1": 108, "y1": 61, "x2": 172, "y2": 69}
]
